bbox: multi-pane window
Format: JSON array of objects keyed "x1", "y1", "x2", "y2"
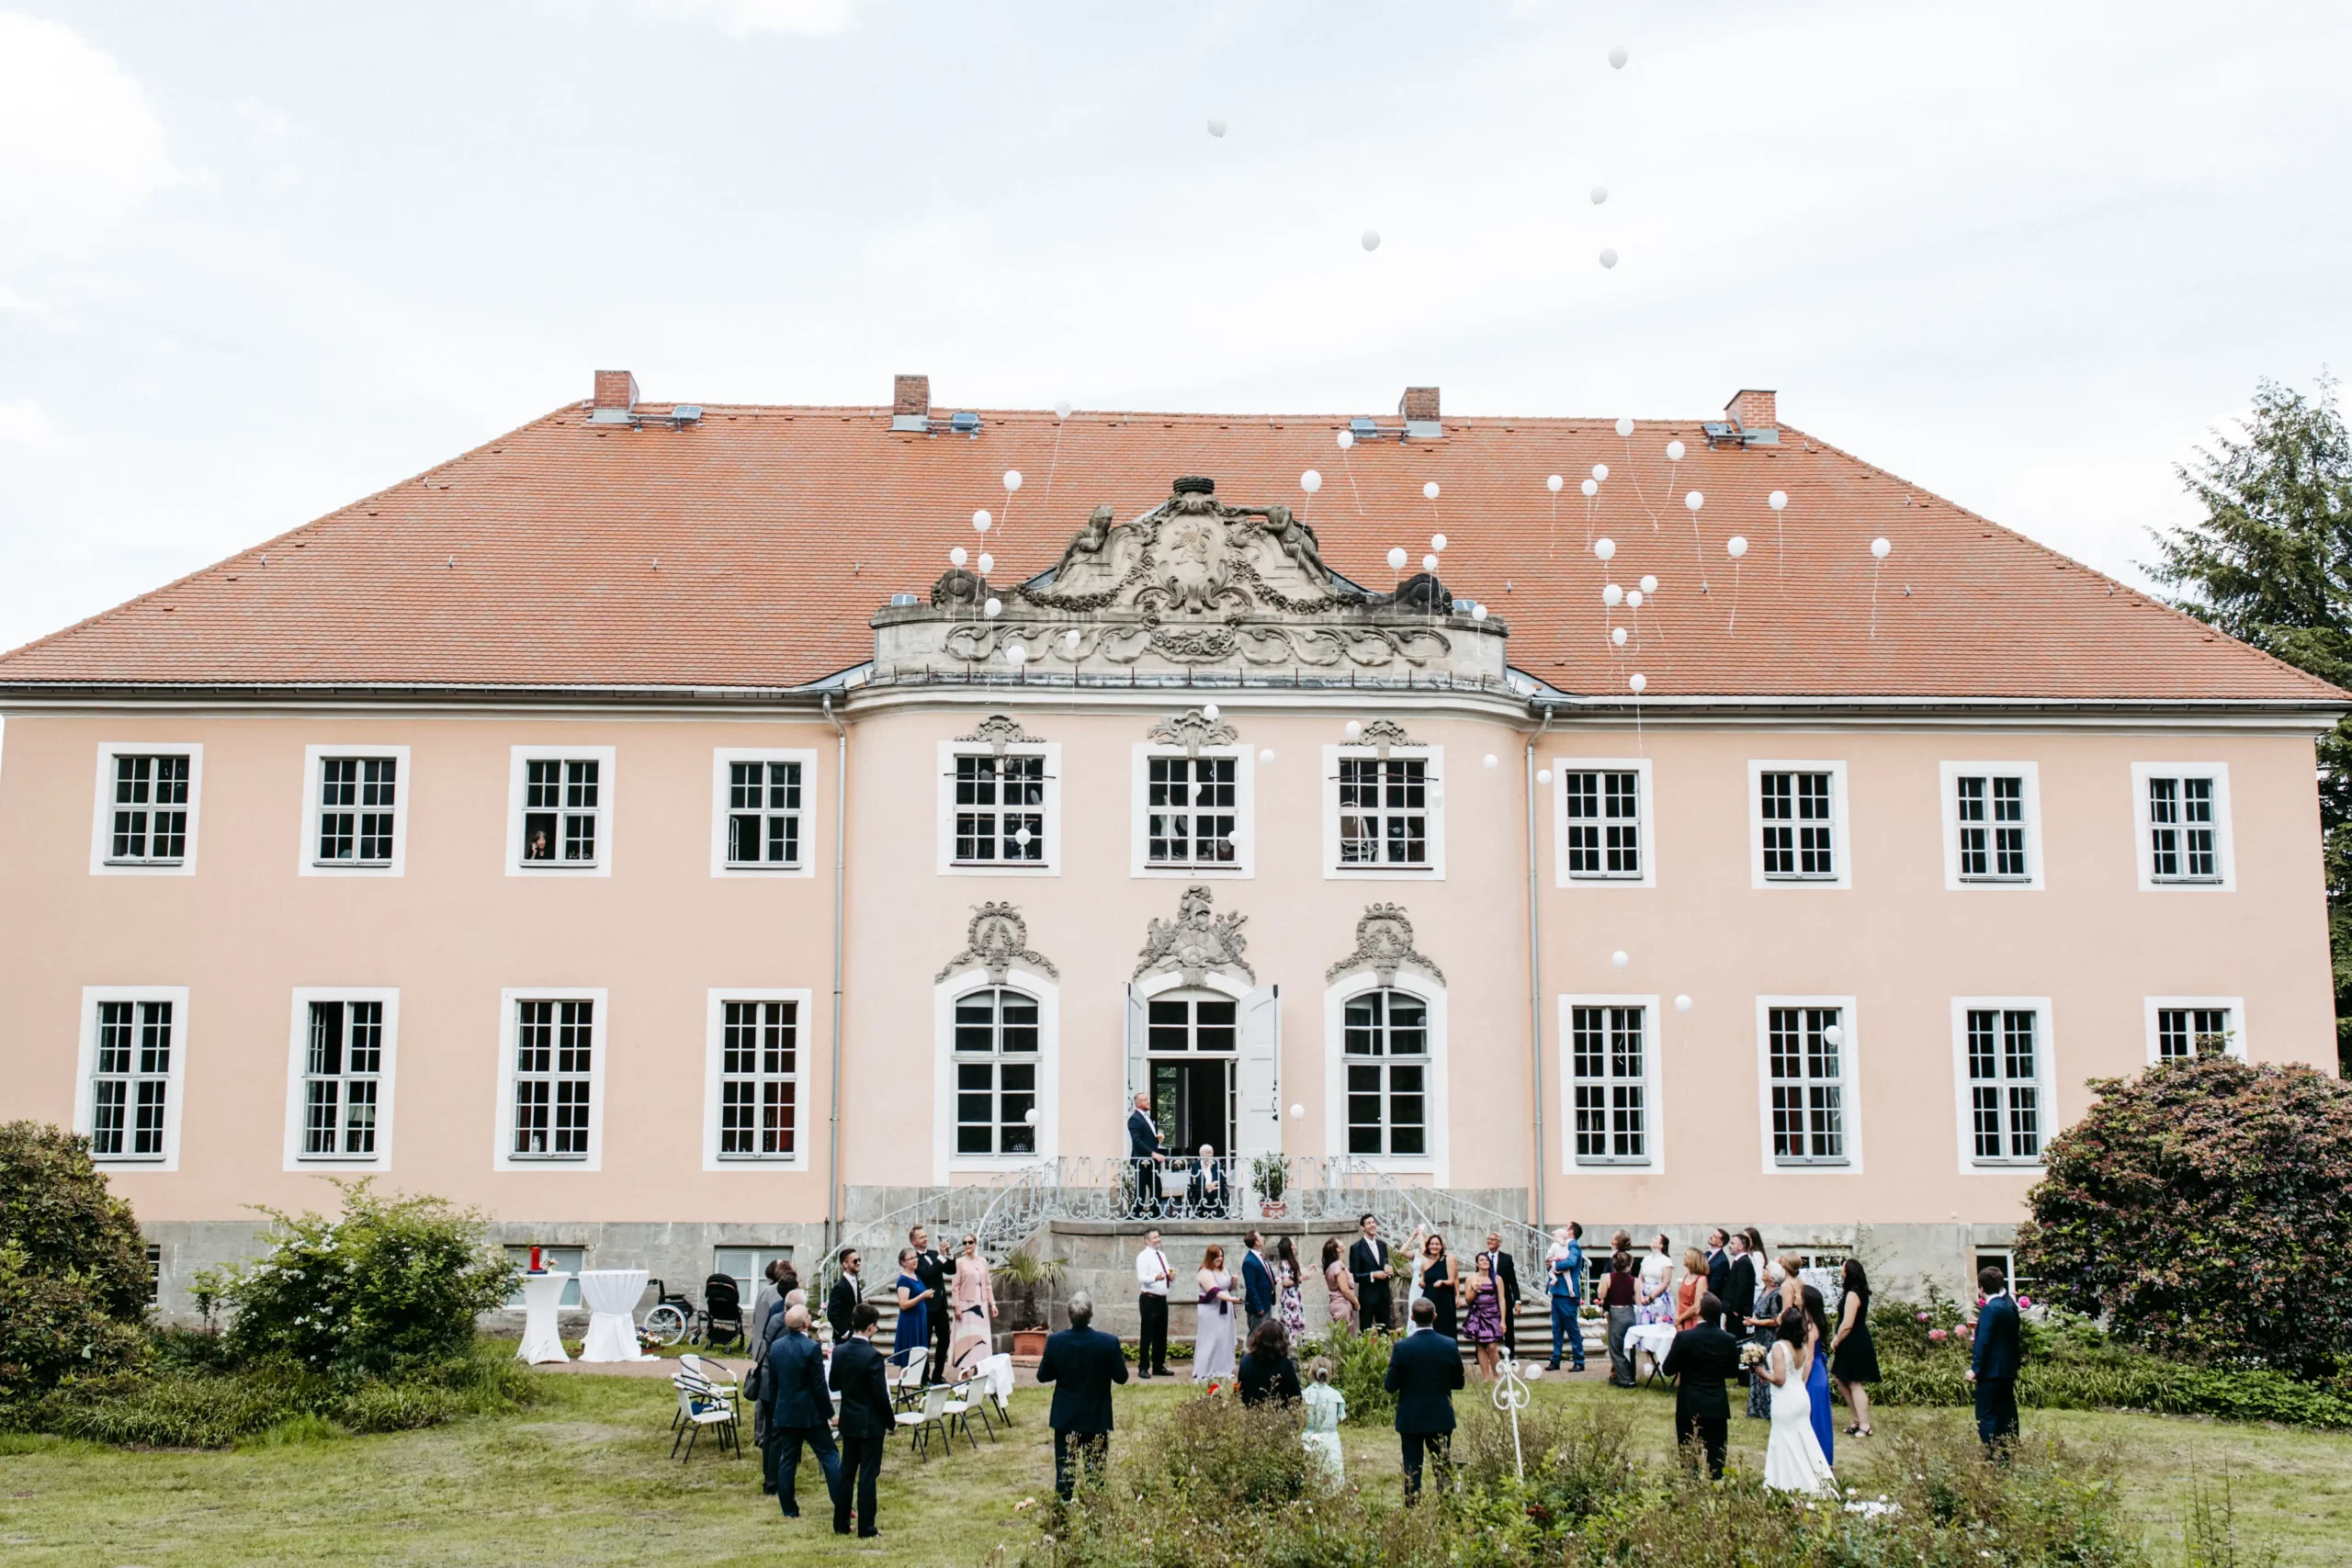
[
  {"x1": 718, "y1": 999, "x2": 798, "y2": 1157},
  {"x1": 1338, "y1": 757, "x2": 1429, "y2": 866},
  {"x1": 1767, "y1": 1006, "x2": 1847, "y2": 1163},
  {"x1": 953, "y1": 755, "x2": 1046, "y2": 863},
  {"x1": 1148, "y1": 996, "x2": 1238, "y2": 1054},
  {"x1": 513, "y1": 1000, "x2": 594, "y2": 1158},
  {"x1": 302, "y1": 1000, "x2": 384, "y2": 1157},
  {"x1": 91, "y1": 999, "x2": 173, "y2": 1158},
  {"x1": 1954, "y1": 774, "x2": 2028, "y2": 881},
  {"x1": 144, "y1": 1244, "x2": 162, "y2": 1305},
  {"x1": 1563, "y1": 771, "x2": 1642, "y2": 879},
  {"x1": 1965, "y1": 1009, "x2": 2041, "y2": 1163},
  {"x1": 1342, "y1": 989, "x2": 1429, "y2": 1156},
  {"x1": 1759, "y1": 772, "x2": 1836, "y2": 879},
  {"x1": 108, "y1": 754, "x2": 190, "y2": 863},
  {"x1": 2147, "y1": 775, "x2": 2220, "y2": 881},
  {"x1": 726, "y1": 761, "x2": 803, "y2": 867},
  {"x1": 1569, "y1": 1005, "x2": 1647, "y2": 1162},
  {"x1": 317, "y1": 758, "x2": 398, "y2": 865},
  {"x1": 1146, "y1": 756, "x2": 1238, "y2": 864},
  {"x1": 954, "y1": 987, "x2": 1039, "y2": 1155},
  {"x1": 521, "y1": 760, "x2": 601, "y2": 864},
  {"x1": 2156, "y1": 1006, "x2": 2233, "y2": 1061}
]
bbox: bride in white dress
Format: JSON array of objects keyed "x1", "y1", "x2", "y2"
[{"x1": 1758, "y1": 1305, "x2": 1838, "y2": 1496}]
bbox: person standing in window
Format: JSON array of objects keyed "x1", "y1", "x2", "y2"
[
  {"x1": 1193, "y1": 1247, "x2": 1238, "y2": 1384},
  {"x1": 889, "y1": 1248, "x2": 933, "y2": 1374},
  {"x1": 947, "y1": 1234, "x2": 995, "y2": 1382},
  {"x1": 526, "y1": 829, "x2": 551, "y2": 860},
  {"x1": 1418, "y1": 1233, "x2": 1460, "y2": 1340},
  {"x1": 1828, "y1": 1258, "x2": 1880, "y2": 1438}
]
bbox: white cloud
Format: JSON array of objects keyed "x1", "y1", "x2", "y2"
[
  {"x1": 0, "y1": 399, "x2": 60, "y2": 446},
  {"x1": 631, "y1": 0, "x2": 867, "y2": 37},
  {"x1": 0, "y1": 12, "x2": 174, "y2": 265}
]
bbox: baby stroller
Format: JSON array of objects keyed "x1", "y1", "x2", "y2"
[{"x1": 699, "y1": 1273, "x2": 746, "y2": 1348}]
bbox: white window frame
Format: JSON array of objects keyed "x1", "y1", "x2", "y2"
[
  {"x1": 1939, "y1": 761, "x2": 2042, "y2": 891},
  {"x1": 74, "y1": 986, "x2": 191, "y2": 1171},
  {"x1": 1130, "y1": 741, "x2": 1255, "y2": 878},
  {"x1": 493, "y1": 987, "x2": 608, "y2": 1171},
  {"x1": 1556, "y1": 993, "x2": 1665, "y2": 1174},
  {"x1": 281, "y1": 987, "x2": 401, "y2": 1171},
  {"x1": 1753, "y1": 995, "x2": 1863, "y2": 1175},
  {"x1": 2132, "y1": 763, "x2": 2234, "y2": 891},
  {"x1": 1551, "y1": 756, "x2": 1655, "y2": 888},
  {"x1": 88, "y1": 743, "x2": 203, "y2": 876},
  {"x1": 1949, "y1": 996, "x2": 2053, "y2": 1174},
  {"x1": 505, "y1": 746, "x2": 616, "y2": 876},
  {"x1": 2143, "y1": 995, "x2": 2246, "y2": 1064},
  {"x1": 1322, "y1": 966, "x2": 1448, "y2": 1180},
  {"x1": 710, "y1": 749, "x2": 819, "y2": 879},
  {"x1": 1322, "y1": 744, "x2": 1447, "y2": 880},
  {"x1": 935, "y1": 739, "x2": 1062, "y2": 876},
  {"x1": 932, "y1": 965, "x2": 1059, "y2": 1180},
  {"x1": 701, "y1": 987, "x2": 815, "y2": 1170},
  {"x1": 1748, "y1": 760, "x2": 1850, "y2": 890},
  {"x1": 299, "y1": 745, "x2": 411, "y2": 877}
]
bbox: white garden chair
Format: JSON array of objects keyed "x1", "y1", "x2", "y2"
[
  {"x1": 895, "y1": 1383, "x2": 952, "y2": 1461},
  {"x1": 888, "y1": 1353, "x2": 928, "y2": 1412},
  {"x1": 678, "y1": 1353, "x2": 741, "y2": 1411},
  {"x1": 669, "y1": 1372, "x2": 740, "y2": 1461},
  {"x1": 941, "y1": 1374, "x2": 985, "y2": 1450}
]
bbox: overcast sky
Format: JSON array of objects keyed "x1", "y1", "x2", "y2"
[{"x1": 4, "y1": 1, "x2": 2348, "y2": 656}]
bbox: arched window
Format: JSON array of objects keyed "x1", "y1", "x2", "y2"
[
  {"x1": 954, "y1": 987, "x2": 1039, "y2": 1156},
  {"x1": 1343, "y1": 989, "x2": 1428, "y2": 1156}
]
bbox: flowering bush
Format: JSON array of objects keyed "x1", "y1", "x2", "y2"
[{"x1": 2018, "y1": 1055, "x2": 2352, "y2": 1379}]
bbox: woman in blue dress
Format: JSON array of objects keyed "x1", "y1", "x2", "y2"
[
  {"x1": 1800, "y1": 1282, "x2": 1835, "y2": 1465},
  {"x1": 892, "y1": 1247, "x2": 934, "y2": 1373}
]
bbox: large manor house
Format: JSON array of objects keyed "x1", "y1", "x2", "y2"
[{"x1": 0, "y1": 371, "x2": 2337, "y2": 1315}]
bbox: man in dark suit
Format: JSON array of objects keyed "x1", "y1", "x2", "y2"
[
  {"x1": 1969, "y1": 1265, "x2": 2023, "y2": 1455},
  {"x1": 1719, "y1": 1236, "x2": 1758, "y2": 1384},
  {"x1": 1661, "y1": 1293, "x2": 1741, "y2": 1478},
  {"x1": 1384, "y1": 1297, "x2": 1464, "y2": 1502},
  {"x1": 1480, "y1": 1231, "x2": 1521, "y2": 1355},
  {"x1": 828, "y1": 1303, "x2": 892, "y2": 1538},
  {"x1": 910, "y1": 1224, "x2": 951, "y2": 1382},
  {"x1": 1350, "y1": 1213, "x2": 1395, "y2": 1333},
  {"x1": 1035, "y1": 1291, "x2": 1130, "y2": 1502},
  {"x1": 1126, "y1": 1092, "x2": 1165, "y2": 1217},
  {"x1": 1240, "y1": 1231, "x2": 1274, "y2": 1338},
  {"x1": 826, "y1": 1247, "x2": 864, "y2": 1346},
  {"x1": 759, "y1": 1306, "x2": 842, "y2": 1520},
  {"x1": 1704, "y1": 1229, "x2": 1731, "y2": 1314}
]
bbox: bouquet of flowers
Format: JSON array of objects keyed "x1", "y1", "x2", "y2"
[{"x1": 1737, "y1": 1340, "x2": 1767, "y2": 1369}]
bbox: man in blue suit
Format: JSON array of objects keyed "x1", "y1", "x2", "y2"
[
  {"x1": 1384, "y1": 1297, "x2": 1464, "y2": 1502},
  {"x1": 759, "y1": 1305, "x2": 842, "y2": 1519},
  {"x1": 1240, "y1": 1231, "x2": 1275, "y2": 1338},
  {"x1": 1968, "y1": 1265, "x2": 2023, "y2": 1455},
  {"x1": 1036, "y1": 1291, "x2": 1130, "y2": 1502}
]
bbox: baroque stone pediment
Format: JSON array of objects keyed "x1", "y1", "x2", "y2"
[
  {"x1": 1134, "y1": 884, "x2": 1254, "y2": 986},
  {"x1": 955, "y1": 713, "x2": 1042, "y2": 755},
  {"x1": 1146, "y1": 708, "x2": 1238, "y2": 757},
  {"x1": 1327, "y1": 903, "x2": 1443, "y2": 987},
  {"x1": 938, "y1": 903, "x2": 1057, "y2": 986}
]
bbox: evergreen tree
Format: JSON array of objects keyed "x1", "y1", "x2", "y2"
[{"x1": 2150, "y1": 376, "x2": 2352, "y2": 1071}]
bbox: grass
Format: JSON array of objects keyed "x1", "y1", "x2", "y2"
[{"x1": 3, "y1": 1368, "x2": 2350, "y2": 1565}]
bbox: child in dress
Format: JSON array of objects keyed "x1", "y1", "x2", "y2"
[{"x1": 1301, "y1": 1358, "x2": 1347, "y2": 1483}]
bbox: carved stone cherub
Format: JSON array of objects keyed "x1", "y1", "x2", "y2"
[
  {"x1": 1049, "y1": 504, "x2": 1116, "y2": 585},
  {"x1": 1261, "y1": 503, "x2": 1334, "y2": 584}
]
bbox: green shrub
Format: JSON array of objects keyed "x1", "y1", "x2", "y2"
[
  {"x1": 1121, "y1": 1340, "x2": 1194, "y2": 1363},
  {"x1": 1297, "y1": 1321, "x2": 1396, "y2": 1427},
  {"x1": 0, "y1": 1243, "x2": 150, "y2": 1407},
  {"x1": 0, "y1": 1122, "x2": 148, "y2": 1322},
  {"x1": 199, "y1": 1180, "x2": 514, "y2": 1376}
]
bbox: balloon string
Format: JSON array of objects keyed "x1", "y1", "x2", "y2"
[
  {"x1": 1343, "y1": 449, "x2": 1364, "y2": 515},
  {"x1": 1040, "y1": 419, "x2": 1067, "y2": 518},
  {"x1": 1777, "y1": 513, "x2": 1786, "y2": 580},
  {"x1": 1728, "y1": 560, "x2": 1742, "y2": 636},
  {"x1": 1870, "y1": 563, "x2": 1882, "y2": 638}
]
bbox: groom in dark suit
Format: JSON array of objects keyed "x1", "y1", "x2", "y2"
[
  {"x1": 1661, "y1": 1294, "x2": 1741, "y2": 1478},
  {"x1": 1969, "y1": 1266, "x2": 2023, "y2": 1455},
  {"x1": 1125, "y1": 1092, "x2": 1164, "y2": 1217},
  {"x1": 1385, "y1": 1298, "x2": 1464, "y2": 1502},
  {"x1": 1350, "y1": 1213, "x2": 1395, "y2": 1332}
]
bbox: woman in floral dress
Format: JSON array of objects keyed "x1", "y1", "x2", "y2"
[{"x1": 1274, "y1": 1235, "x2": 1309, "y2": 1342}]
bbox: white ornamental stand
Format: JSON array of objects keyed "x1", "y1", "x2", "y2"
[{"x1": 1490, "y1": 1349, "x2": 1539, "y2": 1482}]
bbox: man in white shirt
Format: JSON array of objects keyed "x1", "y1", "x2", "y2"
[{"x1": 1134, "y1": 1228, "x2": 1173, "y2": 1379}]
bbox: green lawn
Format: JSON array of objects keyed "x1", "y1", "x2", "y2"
[{"x1": 4, "y1": 1370, "x2": 2349, "y2": 1566}]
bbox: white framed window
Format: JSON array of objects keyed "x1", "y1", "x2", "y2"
[
  {"x1": 1748, "y1": 761, "x2": 1849, "y2": 889},
  {"x1": 1321, "y1": 968, "x2": 1447, "y2": 1179},
  {"x1": 1754, "y1": 997, "x2": 1861, "y2": 1173},
  {"x1": 282, "y1": 988, "x2": 400, "y2": 1170},
  {"x1": 1939, "y1": 761, "x2": 2041, "y2": 890},
  {"x1": 1949, "y1": 998, "x2": 2052, "y2": 1171},
  {"x1": 715, "y1": 1246, "x2": 797, "y2": 1304},
  {"x1": 935, "y1": 740, "x2": 1061, "y2": 875},
  {"x1": 1557, "y1": 995, "x2": 1664, "y2": 1172},
  {"x1": 1131, "y1": 744, "x2": 1255, "y2": 877},
  {"x1": 1553, "y1": 758, "x2": 1654, "y2": 888},
  {"x1": 300, "y1": 746, "x2": 410, "y2": 876},
  {"x1": 88, "y1": 744, "x2": 202, "y2": 875},
  {"x1": 2143, "y1": 996, "x2": 2245, "y2": 1063},
  {"x1": 932, "y1": 964, "x2": 1059, "y2": 1179},
  {"x1": 506, "y1": 747, "x2": 616, "y2": 876},
  {"x1": 1322, "y1": 744, "x2": 1446, "y2": 879},
  {"x1": 701, "y1": 987, "x2": 813, "y2": 1169},
  {"x1": 711, "y1": 749, "x2": 818, "y2": 877},
  {"x1": 75, "y1": 986, "x2": 190, "y2": 1169},
  {"x1": 2132, "y1": 763, "x2": 2233, "y2": 890},
  {"x1": 494, "y1": 988, "x2": 607, "y2": 1170}
]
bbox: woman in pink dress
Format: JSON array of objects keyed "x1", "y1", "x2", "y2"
[
  {"x1": 1463, "y1": 1252, "x2": 1504, "y2": 1379},
  {"x1": 946, "y1": 1233, "x2": 996, "y2": 1380}
]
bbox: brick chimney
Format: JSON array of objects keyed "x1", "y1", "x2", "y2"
[
  {"x1": 1399, "y1": 385, "x2": 1442, "y2": 440},
  {"x1": 891, "y1": 374, "x2": 931, "y2": 433},
  {"x1": 1725, "y1": 389, "x2": 1777, "y2": 431},
  {"x1": 589, "y1": 369, "x2": 639, "y2": 424}
]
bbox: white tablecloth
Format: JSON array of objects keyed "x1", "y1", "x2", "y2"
[
  {"x1": 516, "y1": 1272, "x2": 571, "y2": 1363},
  {"x1": 578, "y1": 1269, "x2": 654, "y2": 1362},
  {"x1": 1624, "y1": 1322, "x2": 1679, "y2": 1373}
]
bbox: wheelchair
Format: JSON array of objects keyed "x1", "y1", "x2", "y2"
[{"x1": 639, "y1": 1274, "x2": 748, "y2": 1348}]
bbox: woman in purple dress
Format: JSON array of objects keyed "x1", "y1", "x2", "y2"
[{"x1": 1463, "y1": 1251, "x2": 1505, "y2": 1379}]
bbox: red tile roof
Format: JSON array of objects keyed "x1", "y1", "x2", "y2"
[{"x1": 0, "y1": 400, "x2": 2338, "y2": 704}]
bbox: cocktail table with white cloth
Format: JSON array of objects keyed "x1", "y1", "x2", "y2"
[
  {"x1": 1623, "y1": 1322, "x2": 1679, "y2": 1384},
  {"x1": 579, "y1": 1269, "x2": 656, "y2": 1362},
  {"x1": 516, "y1": 1272, "x2": 572, "y2": 1364}
]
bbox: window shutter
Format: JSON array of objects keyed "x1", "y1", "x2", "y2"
[
  {"x1": 1236, "y1": 985, "x2": 1283, "y2": 1174},
  {"x1": 1125, "y1": 983, "x2": 1147, "y2": 1101}
]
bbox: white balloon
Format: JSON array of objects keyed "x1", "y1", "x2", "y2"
[
  {"x1": 1423, "y1": 482, "x2": 1442, "y2": 502},
  {"x1": 978, "y1": 552, "x2": 995, "y2": 575},
  {"x1": 1609, "y1": 44, "x2": 1628, "y2": 68},
  {"x1": 1685, "y1": 491, "x2": 1703, "y2": 512},
  {"x1": 1581, "y1": 479, "x2": 1599, "y2": 497},
  {"x1": 972, "y1": 509, "x2": 992, "y2": 532},
  {"x1": 1289, "y1": 1103, "x2": 1304, "y2": 1119},
  {"x1": 1602, "y1": 583, "x2": 1624, "y2": 606},
  {"x1": 1594, "y1": 536, "x2": 1617, "y2": 560},
  {"x1": 1387, "y1": 546, "x2": 1408, "y2": 570},
  {"x1": 1823, "y1": 1024, "x2": 1845, "y2": 1046},
  {"x1": 1591, "y1": 463, "x2": 1609, "y2": 481},
  {"x1": 1614, "y1": 416, "x2": 1634, "y2": 438},
  {"x1": 1301, "y1": 468, "x2": 1323, "y2": 493},
  {"x1": 1064, "y1": 629, "x2": 1081, "y2": 649},
  {"x1": 1599, "y1": 247, "x2": 1618, "y2": 269},
  {"x1": 1536, "y1": 769, "x2": 1552, "y2": 784},
  {"x1": 1023, "y1": 1107, "x2": 1039, "y2": 1124},
  {"x1": 1611, "y1": 626, "x2": 1627, "y2": 647},
  {"x1": 1675, "y1": 995, "x2": 1693, "y2": 1014},
  {"x1": 984, "y1": 598, "x2": 1001, "y2": 617},
  {"x1": 1430, "y1": 532, "x2": 1447, "y2": 551},
  {"x1": 1726, "y1": 535, "x2": 1748, "y2": 558},
  {"x1": 950, "y1": 546, "x2": 968, "y2": 567},
  {"x1": 1055, "y1": 401, "x2": 1073, "y2": 421},
  {"x1": 1471, "y1": 603, "x2": 1488, "y2": 622},
  {"x1": 1344, "y1": 720, "x2": 1363, "y2": 739},
  {"x1": 1611, "y1": 949, "x2": 1630, "y2": 968},
  {"x1": 1768, "y1": 490, "x2": 1788, "y2": 511},
  {"x1": 1590, "y1": 186, "x2": 1608, "y2": 205},
  {"x1": 1361, "y1": 229, "x2": 1381, "y2": 252},
  {"x1": 1006, "y1": 644, "x2": 1027, "y2": 665},
  {"x1": 1547, "y1": 474, "x2": 1564, "y2": 492},
  {"x1": 1003, "y1": 469, "x2": 1023, "y2": 492},
  {"x1": 1202, "y1": 702, "x2": 1221, "y2": 721},
  {"x1": 1207, "y1": 116, "x2": 1227, "y2": 138},
  {"x1": 1260, "y1": 748, "x2": 1275, "y2": 763},
  {"x1": 1666, "y1": 440, "x2": 1686, "y2": 462},
  {"x1": 1872, "y1": 536, "x2": 1893, "y2": 558},
  {"x1": 1337, "y1": 430, "x2": 1355, "y2": 451},
  {"x1": 1627, "y1": 589, "x2": 1644, "y2": 608},
  {"x1": 1421, "y1": 553, "x2": 1438, "y2": 571},
  {"x1": 1640, "y1": 575, "x2": 1658, "y2": 593},
  {"x1": 1629, "y1": 672, "x2": 1647, "y2": 693},
  {"x1": 1483, "y1": 754, "x2": 1499, "y2": 770}
]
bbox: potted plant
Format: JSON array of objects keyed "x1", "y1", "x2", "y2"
[
  {"x1": 997, "y1": 1248, "x2": 1066, "y2": 1362},
  {"x1": 1252, "y1": 1152, "x2": 1289, "y2": 1218}
]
